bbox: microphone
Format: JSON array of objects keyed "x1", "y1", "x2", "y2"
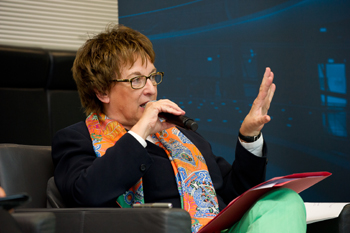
[
  {"x1": 158, "y1": 112, "x2": 198, "y2": 131},
  {"x1": 146, "y1": 100, "x2": 198, "y2": 131}
]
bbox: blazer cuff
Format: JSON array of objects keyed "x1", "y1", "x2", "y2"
[
  {"x1": 238, "y1": 133, "x2": 264, "y2": 157},
  {"x1": 128, "y1": 131, "x2": 147, "y2": 148}
]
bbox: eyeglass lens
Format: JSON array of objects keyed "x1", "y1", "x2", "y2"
[{"x1": 131, "y1": 74, "x2": 162, "y2": 88}]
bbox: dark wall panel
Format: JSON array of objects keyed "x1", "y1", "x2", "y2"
[{"x1": 119, "y1": 0, "x2": 350, "y2": 202}]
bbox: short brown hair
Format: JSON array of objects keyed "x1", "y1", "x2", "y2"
[{"x1": 72, "y1": 24, "x2": 155, "y2": 116}]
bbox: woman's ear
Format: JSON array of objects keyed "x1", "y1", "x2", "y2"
[{"x1": 95, "y1": 91, "x2": 110, "y2": 104}]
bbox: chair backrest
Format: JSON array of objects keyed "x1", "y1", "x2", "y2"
[
  {"x1": 0, "y1": 46, "x2": 51, "y2": 146},
  {"x1": 0, "y1": 45, "x2": 84, "y2": 146},
  {"x1": 0, "y1": 144, "x2": 53, "y2": 208},
  {"x1": 46, "y1": 50, "x2": 86, "y2": 138},
  {"x1": 46, "y1": 176, "x2": 67, "y2": 208}
]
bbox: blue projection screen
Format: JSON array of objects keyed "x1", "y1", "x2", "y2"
[{"x1": 119, "y1": 0, "x2": 350, "y2": 202}]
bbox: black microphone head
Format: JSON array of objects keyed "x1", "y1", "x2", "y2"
[
  {"x1": 184, "y1": 119, "x2": 198, "y2": 131},
  {"x1": 158, "y1": 113, "x2": 198, "y2": 131}
]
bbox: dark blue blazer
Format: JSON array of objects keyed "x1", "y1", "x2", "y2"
[{"x1": 52, "y1": 122, "x2": 267, "y2": 211}]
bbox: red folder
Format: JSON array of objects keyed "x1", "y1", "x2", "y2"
[{"x1": 198, "y1": 171, "x2": 332, "y2": 233}]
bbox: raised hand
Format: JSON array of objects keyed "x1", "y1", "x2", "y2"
[{"x1": 239, "y1": 67, "x2": 276, "y2": 138}]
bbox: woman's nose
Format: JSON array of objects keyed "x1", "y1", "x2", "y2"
[{"x1": 143, "y1": 79, "x2": 157, "y2": 94}]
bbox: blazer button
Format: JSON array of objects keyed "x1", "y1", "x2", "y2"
[{"x1": 140, "y1": 164, "x2": 146, "y2": 172}]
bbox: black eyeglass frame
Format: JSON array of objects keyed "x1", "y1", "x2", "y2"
[{"x1": 111, "y1": 72, "x2": 164, "y2": 89}]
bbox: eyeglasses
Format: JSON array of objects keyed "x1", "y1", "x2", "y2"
[{"x1": 111, "y1": 72, "x2": 164, "y2": 89}]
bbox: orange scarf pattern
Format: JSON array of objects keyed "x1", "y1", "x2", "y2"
[{"x1": 86, "y1": 113, "x2": 219, "y2": 232}]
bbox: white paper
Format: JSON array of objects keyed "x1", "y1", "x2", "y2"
[
  {"x1": 304, "y1": 202, "x2": 349, "y2": 224},
  {"x1": 253, "y1": 178, "x2": 297, "y2": 190}
]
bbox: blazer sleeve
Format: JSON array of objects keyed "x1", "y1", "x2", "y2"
[
  {"x1": 216, "y1": 139, "x2": 267, "y2": 204},
  {"x1": 52, "y1": 123, "x2": 153, "y2": 207}
]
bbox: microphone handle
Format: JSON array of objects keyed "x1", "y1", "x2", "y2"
[{"x1": 158, "y1": 113, "x2": 198, "y2": 131}]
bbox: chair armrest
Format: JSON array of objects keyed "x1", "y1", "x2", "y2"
[
  {"x1": 0, "y1": 208, "x2": 22, "y2": 233},
  {"x1": 15, "y1": 208, "x2": 191, "y2": 233},
  {"x1": 339, "y1": 204, "x2": 350, "y2": 232},
  {"x1": 307, "y1": 204, "x2": 350, "y2": 233},
  {"x1": 12, "y1": 212, "x2": 55, "y2": 233}
]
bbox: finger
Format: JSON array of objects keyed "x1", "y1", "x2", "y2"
[
  {"x1": 255, "y1": 71, "x2": 275, "y2": 111},
  {"x1": 267, "y1": 83, "x2": 276, "y2": 105},
  {"x1": 159, "y1": 121, "x2": 176, "y2": 130},
  {"x1": 255, "y1": 115, "x2": 271, "y2": 130},
  {"x1": 261, "y1": 114, "x2": 271, "y2": 124},
  {"x1": 150, "y1": 99, "x2": 185, "y2": 115},
  {"x1": 256, "y1": 69, "x2": 273, "y2": 102},
  {"x1": 0, "y1": 187, "x2": 6, "y2": 197},
  {"x1": 265, "y1": 83, "x2": 276, "y2": 104},
  {"x1": 261, "y1": 69, "x2": 274, "y2": 94},
  {"x1": 262, "y1": 82, "x2": 276, "y2": 112}
]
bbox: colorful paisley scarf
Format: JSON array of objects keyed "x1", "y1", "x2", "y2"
[{"x1": 86, "y1": 113, "x2": 219, "y2": 232}]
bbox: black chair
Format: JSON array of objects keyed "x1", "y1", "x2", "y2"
[
  {"x1": 0, "y1": 144, "x2": 53, "y2": 208},
  {"x1": 46, "y1": 50, "x2": 86, "y2": 138},
  {"x1": 0, "y1": 46, "x2": 51, "y2": 146},
  {"x1": 46, "y1": 177, "x2": 66, "y2": 208},
  {"x1": 1, "y1": 208, "x2": 55, "y2": 233},
  {"x1": 11, "y1": 212, "x2": 56, "y2": 233},
  {"x1": 0, "y1": 144, "x2": 55, "y2": 233},
  {"x1": 0, "y1": 144, "x2": 192, "y2": 233},
  {"x1": 0, "y1": 46, "x2": 85, "y2": 146}
]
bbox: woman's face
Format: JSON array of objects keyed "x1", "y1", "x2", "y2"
[{"x1": 98, "y1": 57, "x2": 158, "y2": 129}]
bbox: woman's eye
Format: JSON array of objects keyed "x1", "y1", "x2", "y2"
[{"x1": 132, "y1": 77, "x2": 142, "y2": 84}]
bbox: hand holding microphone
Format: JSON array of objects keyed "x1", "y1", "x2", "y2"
[
  {"x1": 131, "y1": 100, "x2": 198, "y2": 140},
  {"x1": 148, "y1": 100, "x2": 198, "y2": 131},
  {"x1": 158, "y1": 112, "x2": 198, "y2": 131}
]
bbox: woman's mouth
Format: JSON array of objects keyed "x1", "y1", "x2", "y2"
[
  {"x1": 140, "y1": 102, "x2": 148, "y2": 108},
  {"x1": 140, "y1": 100, "x2": 156, "y2": 109}
]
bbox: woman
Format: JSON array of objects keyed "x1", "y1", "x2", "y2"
[{"x1": 52, "y1": 25, "x2": 306, "y2": 232}]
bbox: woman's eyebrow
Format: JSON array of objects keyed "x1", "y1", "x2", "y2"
[
  {"x1": 149, "y1": 68, "x2": 157, "y2": 75},
  {"x1": 126, "y1": 71, "x2": 142, "y2": 78},
  {"x1": 127, "y1": 68, "x2": 157, "y2": 78}
]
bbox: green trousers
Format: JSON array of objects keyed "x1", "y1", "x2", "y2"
[{"x1": 223, "y1": 188, "x2": 307, "y2": 233}]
